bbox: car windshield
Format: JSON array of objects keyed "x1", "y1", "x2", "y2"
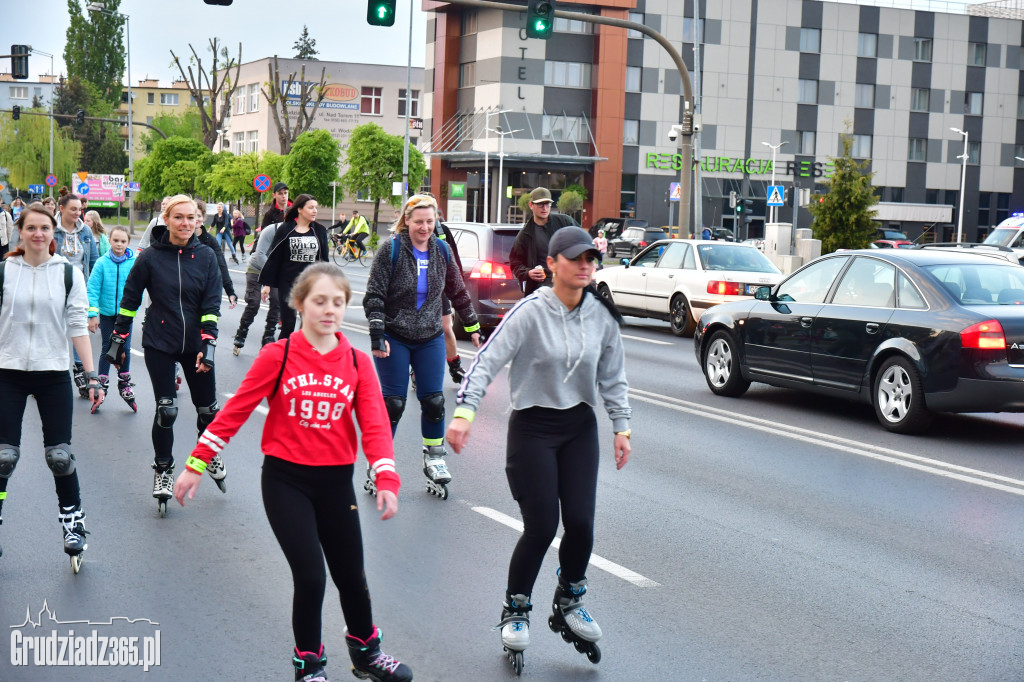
[
  {"x1": 492, "y1": 230, "x2": 520, "y2": 263},
  {"x1": 697, "y1": 244, "x2": 780, "y2": 273},
  {"x1": 982, "y1": 228, "x2": 1021, "y2": 248},
  {"x1": 880, "y1": 230, "x2": 909, "y2": 240},
  {"x1": 923, "y1": 263, "x2": 1024, "y2": 305}
]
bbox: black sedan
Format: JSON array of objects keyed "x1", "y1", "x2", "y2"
[{"x1": 693, "y1": 249, "x2": 1024, "y2": 433}]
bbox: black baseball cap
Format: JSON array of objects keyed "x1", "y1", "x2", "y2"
[
  {"x1": 272, "y1": 182, "x2": 288, "y2": 193},
  {"x1": 548, "y1": 226, "x2": 600, "y2": 260}
]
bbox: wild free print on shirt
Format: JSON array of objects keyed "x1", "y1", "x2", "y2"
[
  {"x1": 280, "y1": 371, "x2": 355, "y2": 431},
  {"x1": 288, "y1": 235, "x2": 320, "y2": 263}
]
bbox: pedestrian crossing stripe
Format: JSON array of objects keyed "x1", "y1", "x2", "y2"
[{"x1": 767, "y1": 185, "x2": 784, "y2": 206}]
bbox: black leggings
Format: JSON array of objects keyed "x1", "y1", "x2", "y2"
[
  {"x1": 143, "y1": 347, "x2": 218, "y2": 466},
  {"x1": 0, "y1": 369, "x2": 81, "y2": 512},
  {"x1": 232, "y1": 234, "x2": 245, "y2": 253},
  {"x1": 505, "y1": 403, "x2": 599, "y2": 596},
  {"x1": 261, "y1": 456, "x2": 373, "y2": 651}
]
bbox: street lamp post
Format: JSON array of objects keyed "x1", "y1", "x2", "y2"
[
  {"x1": 27, "y1": 48, "x2": 55, "y2": 199},
  {"x1": 482, "y1": 108, "x2": 509, "y2": 223},
  {"x1": 401, "y1": 0, "x2": 414, "y2": 210},
  {"x1": 761, "y1": 140, "x2": 787, "y2": 224},
  {"x1": 487, "y1": 126, "x2": 522, "y2": 223},
  {"x1": 87, "y1": 2, "x2": 132, "y2": 230},
  {"x1": 951, "y1": 127, "x2": 968, "y2": 244}
]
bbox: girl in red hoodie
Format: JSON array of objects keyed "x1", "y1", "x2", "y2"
[{"x1": 173, "y1": 263, "x2": 412, "y2": 682}]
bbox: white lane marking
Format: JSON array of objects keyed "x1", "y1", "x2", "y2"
[
  {"x1": 472, "y1": 506, "x2": 661, "y2": 588},
  {"x1": 223, "y1": 392, "x2": 267, "y2": 416},
  {"x1": 130, "y1": 349, "x2": 144, "y2": 358},
  {"x1": 627, "y1": 387, "x2": 1024, "y2": 497},
  {"x1": 621, "y1": 334, "x2": 672, "y2": 346}
]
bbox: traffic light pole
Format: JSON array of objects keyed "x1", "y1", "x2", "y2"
[
  {"x1": 1, "y1": 109, "x2": 167, "y2": 138},
  {"x1": 435, "y1": 0, "x2": 694, "y2": 236}
]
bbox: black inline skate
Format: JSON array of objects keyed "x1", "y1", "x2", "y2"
[
  {"x1": 73, "y1": 363, "x2": 89, "y2": 399},
  {"x1": 548, "y1": 574, "x2": 602, "y2": 664},
  {"x1": 292, "y1": 644, "x2": 328, "y2": 682},
  {"x1": 345, "y1": 627, "x2": 412, "y2": 682},
  {"x1": 232, "y1": 335, "x2": 244, "y2": 356},
  {"x1": 261, "y1": 333, "x2": 276, "y2": 347},
  {"x1": 496, "y1": 593, "x2": 531, "y2": 675},
  {"x1": 117, "y1": 372, "x2": 137, "y2": 412},
  {"x1": 152, "y1": 462, "x2": 174, "y2": 518},
  {"x1": 58, "y1": 504, "x2": 88, "y2": 574}
]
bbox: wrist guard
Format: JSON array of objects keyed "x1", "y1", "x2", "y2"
[
  {"x1": 201, "y1": 339, "x2": 216, "y2": 369},
  {"x1": 106, "y1": 332, "x2": 128, "y2": 366}
]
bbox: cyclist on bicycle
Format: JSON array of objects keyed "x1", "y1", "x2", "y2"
[{"x1": 344, "y1": 210, "x2": 370, "y2": 253}]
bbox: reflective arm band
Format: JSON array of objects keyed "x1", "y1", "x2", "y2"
[
  {"x1": 463, "y1": 322, "x2": 481, "y2": 334},
  {"x1": 453, "y1": 406, "x2": 475, "y2": 423},
  {"x1": 118, "y1": 307, "x2": 137, "y2": 318},
  {"x1": 200, "y1": 314, "x2": 218, "y2": 323},
  {"x1": 88, "y1": 307, "x2": 99, "y2": 314},
  {"x1": 0, "y1": 492, "x2": 6, "y2": 500},
  {"x1": 185, "y1": 456, "x2": 207, "y2": 475}
]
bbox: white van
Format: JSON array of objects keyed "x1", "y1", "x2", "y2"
[{"x1": 981, "y1": 214, "x2": 1024, "y2": 264}]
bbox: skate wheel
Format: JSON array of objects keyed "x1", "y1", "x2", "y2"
[
  {"x1": 586, "y1": 643, "x2": 601, "y2": 664},
  {"x1": 548, "y1": 615, "x2": 559, "y2": 633},
  {"x1": 129, "y1": 402, "x2": 138, "y2": 413},
  {"x1": 70, "y1": 553, "x2": 82, "y2": 574},
  {"x1": 438, "y1": 484, "x2": 449, "y2": 500},
  {"x1": 158, "y1": 500, "x2": 167, "y2": 518},
  {"x1": 215, "y1": 479, "x2": 227, "y2": 494},
  {"x1": 232, "y1": 346, "x2": 241, "y2": 356},
  {"x1": 509, "y1": 649, "x2": 524, "y2": 675},
  {"x1": 574, "y1": 640, "x2": 586, "y2": 654}
]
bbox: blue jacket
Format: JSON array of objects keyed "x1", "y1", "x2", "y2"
[
  {"x1": 87, "y1": 248, "x2": 136, "y2": 318},
  {"x1": 53, "y1": 218, "x2": 100, "y2": 278}
]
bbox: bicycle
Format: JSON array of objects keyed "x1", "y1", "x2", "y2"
[{"x1": 331, "y1": 234, "x2": 370, "y2": 267}]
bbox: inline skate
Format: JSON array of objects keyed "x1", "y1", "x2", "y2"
[
  {"x1": 495, "y1": 593, "x2": 531, "y2": 675},
  {"x1": 422, "y1": 444, "x2": 451, "y2": 500},
  {"x1": 292, "y1": 644, "x2": 327, "y2": 682},
  {"x1": 73, "y1": 363, "x2": 89, "y2": 399},
  {"x1": 447, "y1": 356, "x2": 466, "y2": 384},
  {"x1": 206, "y1": 454, "x2": 227, "y2": 493},
  {"x1": 363, "y1": 464, "x2": 377, "y2": 496},
  {"x1": 261, "y1": 333, "x2": 276, "y2": 347},
  {"x1": 117, "y1": 372, "x2": 137, "y2": 412},
  {"x1": 547, "y1": 574, "x2": 601, "y2": 664},
  {"x1": 58, "y1": 504, "x2": 88, "y2": 574},
  {"x1": 345, "y1": 627, "x2": 412, "y2": 682},
  {"x1": 152, "y1": 462, "x2": 174, "y2": 518}
]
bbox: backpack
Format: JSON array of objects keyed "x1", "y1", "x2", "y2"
[
  {"x1": 244, "y1": 221, "x2": 252, "y2": 236},
  {"x1": 270, "y1": 334, "x2": 358, "y2": 400},
  {"x1": 389, "y1": 234, "x2": 450, "y2": 276},
  {"x1": 0, "y1": 260, "x2": 73, "y2": 312}
]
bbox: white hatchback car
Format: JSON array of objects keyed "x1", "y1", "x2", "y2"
[{"x1": 593, "y1": 239, "x2": 783, "y2": 336}]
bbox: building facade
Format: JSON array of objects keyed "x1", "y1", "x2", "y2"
[
  {"x1": 115, "y1": 79, "x2": 194, "y2": 157},
  {"x1": 422, "y1": 0, "x2": 1024, "y2": 242}
]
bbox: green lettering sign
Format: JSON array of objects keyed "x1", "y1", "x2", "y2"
[{"x1": 449, "y1": 181, "x2": 466, "y2": 199}]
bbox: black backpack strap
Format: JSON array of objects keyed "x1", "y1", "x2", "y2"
[
  {"x1": 270, "y1": 335, "x2": 291, "y2": 400},
  {"x1": 64, "y1": 263, "x2": 73, "y2": 305}
]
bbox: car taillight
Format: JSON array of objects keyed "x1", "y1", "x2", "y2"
[
  {"x1": 707, "y1": 280, "x2": 743, "y2": 296},
  {"x1": 960, "y1": 319, "x2": 1006, "y2": 350},
  {"x1": 469, "y1": 260, "x2": 512, "y2": 280},
  {"x1": 639, "y1": 241, "x2": 647, "y2": 247}
]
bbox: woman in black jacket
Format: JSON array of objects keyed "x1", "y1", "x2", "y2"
[
  {"x1": 108, "y1": 195, "x2": 226, "y2": 515},
  {"x1": 258, "y1": 194, "x2": 329, "y2": 339}
]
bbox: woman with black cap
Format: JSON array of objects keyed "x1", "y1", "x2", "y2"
[{"x1": 445, "y1": 226, "x2": 631, "y2": 673}]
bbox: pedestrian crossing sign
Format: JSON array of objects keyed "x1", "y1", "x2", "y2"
[{"x1": 767, "y1": 185, "x2": 784, "y2": 206}]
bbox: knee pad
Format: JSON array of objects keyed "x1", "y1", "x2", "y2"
[
  {"x1": 384, "y1": 396, "x2": 406, "y2": 427},
  {"x1": 196, "y1": 402, "x2": 219, "y2": 432},
  {"x1": 0, "y1": 445, "x2": 20, "y2": 479},
  {"x1": 44, "y1": 444, "x2": 76, "y2": 477},
  {"x1": 156, "y1": 397, "x2": 178, "y2": 428},
  {"x1": 421, "y1": 392, "x2": 445, "y2": 424}
]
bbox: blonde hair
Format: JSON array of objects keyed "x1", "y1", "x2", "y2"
[
  {"x1": 289, "y1": 263, "x2": 351, "y2": 311},
  {"x1": 85, "y1": 210, "x2": 107, "y2": 238},
  {"x1": 391, "y1": 194, "x2": 438, "y2": 234},
  {"x1": 162, "y1": 194, "x2": 197, "y2": 222}
]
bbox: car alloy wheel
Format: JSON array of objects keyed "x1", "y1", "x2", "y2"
[
  {"x1": 669, "y1": 294, "x2": 696, "y2": 337},
  {"x1": 873, "y1": 355, "x2": 932, "y2": 434},
  {"x1": 703, "y1": 331, "x2": 749, "y2": 397},
  {"x1": 597, "y1": 283, "x2": 614, "y2": 304}
]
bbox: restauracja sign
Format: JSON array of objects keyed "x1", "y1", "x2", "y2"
[{"x1": 646, "y1": 153, "x2": 835, "y2": 178}]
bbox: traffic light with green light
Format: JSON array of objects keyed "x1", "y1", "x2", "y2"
[
  {"x1": 527, "y1": 0, "x2": 555, "y2": 39},
  {"x1": 367, "y1": 0, "x2": 396, "y2": 26}
]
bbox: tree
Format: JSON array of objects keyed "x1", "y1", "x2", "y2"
[
  {"x1": 52, "y1": 76, "x2": 127, "y2": 175},
  {"x1": 807, "y1": 134, "x2": 880, "y2": 253},
  {"x1": 261, "y1": 56, "x2": 329, "y2": 154},
  {"x1": 340, "y1": 123, "x2": 426, "y2": 228},
  {"x1": 284, "y1": 130, "x2": 341, "y2": 205},
  {"x1": 293, "y1": 26, "x2": 319, "y2": 60},
  {"x1": 558, "y1": 190, "x2": 584, "y2": 217},
  {"x1": 206, "y1": 151, "x2": 286, "y2": 227},
  {"x1": 64, "y1": 0, "x2": 126, "y2": 108},
  {"x1": 0, "y1": 110, "x2": 81, "y2": 190},
  {"x1": 135, "y1": 137, "x2": 212, "y2": 203},
  {"x1": 140, "y1": 108, "x2": 204, "y2": 153},
  {"x1": 170, "y1": 39, "x2": 241, "y2": 150}
]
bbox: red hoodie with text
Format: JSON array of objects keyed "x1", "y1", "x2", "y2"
[{"x1": 187, "y1": 330, "x2": 400, "y2": 495}]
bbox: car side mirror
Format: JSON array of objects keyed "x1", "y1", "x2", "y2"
[
  {"x1": 620, "y1": 258, "x2": 631, "y2": 267},
  {"x1": 754, "y1": 286, "x2": 773, "y2": 301}
]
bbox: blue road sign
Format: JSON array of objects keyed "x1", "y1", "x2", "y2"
[
  {"x1": 28, "y1": 184, "x2": 44, "y2": 194},
  {"x1": 767, "y1": 185, "x2": 785, "y2": 207},
  {"x1": 253, "y1": 174, "x2": 271, "y2": 192},
  {"x1": 45, "y1": 175, "x2": 58, "y2": 187},
  {"x1": 77, "y1": 183, "x2": 90, "y2": 196},
  {"x1": 127, "y1": 182, "x2": 140, "y2": 192}
]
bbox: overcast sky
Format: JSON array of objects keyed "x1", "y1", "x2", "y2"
[{"x1": 7, "y1": 0, "x2": 429, "y2": 83}]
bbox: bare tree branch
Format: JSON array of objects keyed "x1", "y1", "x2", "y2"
[
  {"x1": 260, "y1": 56, "x2": 330, "y2": 155},
  {"x1": 170, "y1": 38, "x2": 241, "y2": 150}
]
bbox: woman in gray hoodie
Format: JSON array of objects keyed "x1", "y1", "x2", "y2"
[
  {"x1": 0, "y1": 202, "x2": 104, "y2": 573},
  {"x1": 54, "y1": 193, "x2": 99, "y2": 396},
  {"x1": 446, "y1": 226, "x2": 632, "y2": 672}
]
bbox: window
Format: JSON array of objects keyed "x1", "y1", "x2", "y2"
[
  {"x1": 979, "y1": 192, "x2": 990, "y2": 226},
  {"x1": 234, "y1": 90, "x2": 245, "y2": 115},
  {"x1": 997, "y1": 193, "x2": 1010, "y2": 223},
  {"x1": 799, "y1": 131, "x2": 816, "y2": 154},
  {"x1": 121, "y1": 91, "x2": 129, "y2": 104},
  {"x1": 858, "y1": 33, "x2": 877, "y2": 58},
  {"x1": 160, "y1": 93, "x2": 179, "y2": 106},
  {"x1": 123, "y1": 139, "x2": 130, "y2": 152},
  {"x1": 911, "y1": 88, "x2": 930, "y2": 112},
  {"x1": 1019, "y1": 95, "x2": 1024, "y2": 118},
  {"x1": 965, "y1": 92, "x2": 982, "y2": 115},
  {"x1": 776, "y1": 256, "x2": 848, "y2": 303},
  {"x1": 542, "y1": 115, "x2": 589, "y2": 143},
  {"x1": 620, "y1": 174, "x2": 637, "y2": 216},
  {"x1": 544, "y1": 61, "x2": 592, "y2": 88},
  {"x1": 926, "y1": 188, "x2": 939, "y2": 204},
  {"x1": 247, "y1": 130, "x2": 258, "y2": 153},
  {"x1": 908, "y1": 138, "x2": 926, "y2": 162},
  {"x1": 398, "y1": 89, "x2": 419, "y2": 117},
  {"x1": 799, "y1": 28, "x2": 820, "y2": 53},
  {"x1": 890, "y1": 187, "x2": 904, "y2": 203},
  {"x1": 360, "y1": 86, "x2": 382, "y2": 115},
  {"x1": 851, "y1": 134, "x2": 872, "y2": 158},
  {"x1": 554, "y1": 11, "x2": 593, "y2": 34},
  {"x1": 898, "y1": 273, "x2": 926, "y2": 309},
  {"x1": 798, "y1": 79, "x2": 818, "y2": 104},
  {"x1": 9, "y1": 86, "x2": 27, "y2": 99},
  {"x1": 855, "y1": 83, "x2": 875, "y2": 108},
  {"x1": 969, "y1": 42, "x2": 987, "y2": 66},
  {"x1": 232, "y1": 132, "x2": 245, "y2": 155},
  {"x1": 145, "y1": 116, "x2": 154, "y2": 125},
  {"x1": 460, "y1": 9, "x2": 477, "y2": 35},
  {"x1": 627, "y1": 12, "x2": 644, "y2": 39},
  {"x1": 832, "y1": 258, "x2": 895, "y2": 308},
  {"x1": 1015, "y1": 145, "x2": 1024, "y2": 165},
  {"x1": 118, "y1": 114, "x2": 128, "y2": 128},
  {"x1": 625, "y1": 66, "x2": 642, "y2": 92},
  {"x1": 623, "y1": 119, "x2": 639, "y2": 146},
  {"x1": 147, "y1": 92, "x2": 155, "y2": 104},
  {"x1": 683, "y1": 17, "x2": 704, "y2": 42},
  {"x1": 914, "y1": 37, "x2": 932, "y2": 61},
  {"x1": 248, "y1": 83, "x2": 259, "y2": 113},
  {"x1": 967, "y1": 141, "x2": 981, "y2": 164},
  {"x1": 458, "y1": 62, "x2": 475, "y2": 89}
]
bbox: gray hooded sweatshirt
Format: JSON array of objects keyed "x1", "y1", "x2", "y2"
[{"x1": 454, "y1": 286, "x2": 631, "y2": 432}]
